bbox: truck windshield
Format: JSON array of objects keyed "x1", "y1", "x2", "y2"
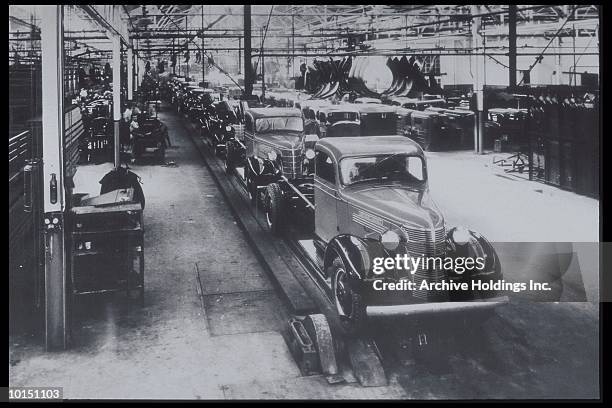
[
  {"x1": 256, "y1": 116, "x2": 303, "y2": 133},
  {"x1": 339, "y1": 154, "x2": 425, "y2": 186}
]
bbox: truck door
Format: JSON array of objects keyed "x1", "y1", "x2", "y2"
[{"x1": 314, "y1": 151, "x2": 339, "y2": 243}]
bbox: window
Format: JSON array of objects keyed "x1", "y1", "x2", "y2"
[
  {"x1": 328, "y1": 111, "x2": 358, "y2": 123},
  {"x1": 339, "y1": 154, "x2": 426, "y2": 186},
  {"x1": 316, "y1": 151, "x2": 335, "y2": 184},
  {"x1": 255, "y1": 116, "x2": 303, "y2": 133}
]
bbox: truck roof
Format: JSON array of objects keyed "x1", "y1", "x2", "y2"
[
  {"x1": 316, "y1": 135, "x2": 424, "y2": 160},
  {"x1": 354, "y1": 97, "x2": 382, "y2": 104},
  {"x1": 318, "y1": 105, "x2": 360, "y2": 114},
  {"x1": 246, "y1": 107, "x2": 302, "y2": 120},
  {"x1": 347, "y1": 103, "x2": 396, "y2": 114}
]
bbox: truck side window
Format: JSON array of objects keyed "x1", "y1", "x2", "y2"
[
  {"x1": 315, "y1": 151, "x2": 335, "y2": 184},
  {"x1": 407, "y1": 157, "x2": 425, "y2": 182}
]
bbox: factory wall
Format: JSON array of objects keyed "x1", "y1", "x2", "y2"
[{"x1": 440, "y1": 36, "x2": 598, "y2": 87}]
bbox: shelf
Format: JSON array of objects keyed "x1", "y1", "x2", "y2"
[
  {"x1": 71, "y1": 224, "x2": 142, "y2": 236},
  {"x1": 73, "y1": 247, "x2": 143, "y2": 257}
]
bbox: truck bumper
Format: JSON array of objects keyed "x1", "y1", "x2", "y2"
[{"x1": 366, "y1": 296, "x2": 509, "y2": 318}]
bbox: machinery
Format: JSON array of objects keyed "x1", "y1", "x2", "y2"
[
  {"x1": 80, "y1": 116, "x2": 112, "y2": 163},
  {"x1": 208, "y1": 100, "x2": 242, "y2": 156},
  {"x1": 131, "y1": 113, "x2": 169, "y2": 162}
]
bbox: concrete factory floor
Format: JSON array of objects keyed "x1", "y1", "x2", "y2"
[{"x1": 8, "y1": 106, "x2": 599, "y2": 399}]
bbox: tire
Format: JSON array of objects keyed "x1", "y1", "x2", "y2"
[
  {"x1": 264, "y1": 183, "x2": 285, "y2": 235},
  {"x1": 330, "y1": 257, "x2": 367, "y2": 335}
]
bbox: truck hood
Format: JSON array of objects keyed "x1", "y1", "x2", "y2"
[
  {"x1": 259, "y1": 131, "x2": 303, "y2": 150},
  {"x1": 342, "y1": 185, "x2": 444, "y2": 230}
]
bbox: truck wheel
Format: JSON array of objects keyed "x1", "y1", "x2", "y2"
[
  {"x1": 330, "y1": 257, "x2": 367, "y2": 335},
  {"x1": 264, "y1": 183, "x2": 285, "y2": 235}
]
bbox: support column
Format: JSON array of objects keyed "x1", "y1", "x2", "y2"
[
  {"x1": 127, "y1": 46, "x2": 134, "y2": 101},
  {"x1": 244, "y1": 4, "x2": 253, "y2": 97},
  {"x1": 555, "y1": 37, "x2": 562, "y2": 85},
  {"x1": 40, "y1": 4, "x2": 68, "y2": 351},
  {"x1": 471, "y1": 6, "x2": 485, "y2": 155},
  {"x1": 201, "y1": 6, "x2": 205, "y2": 84},
  {"x1": 508, "y1": 4, "x2": 517, "y2": 88},
  {"x1": 261, "y1": 27, "x2": 265, "y2": 98},
  {"x1": 112, "y1": 35, "x2": 121, "y2": 167},
  {"x1": 238, "y1": 37, "x2": 242, "y2": 75}
]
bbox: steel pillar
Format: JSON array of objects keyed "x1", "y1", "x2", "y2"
[
  {"x1": 261, "y1": 27, "x2": 265, "y2": 98},
  {"x1": 555, "y1": 37, "x2": 562, "y2": 85},
  {"x1": 112, "y1": 35, "x2": 121, "y2": 167},
  {"x1": 127, "y1": 47, "x2": 134, "y2": 101},
  {"x1": 134, "y1": 52, "x2": 139, "y2": 92},
  {"x1": 471, "y1": 6, "x2": 485, "y2": 154},
  {"x1": 201, "y1": 6, "x2": 205, "y2": 83},
  {"x1": 508, "y1": 4, "x2": 517, "y2": 88},
  {"x1": 40, "y1": 4, "x2": 68, "y2": 351},
  {"x1": 244, "y1": 5, "x2": 253, "y2": 97}
]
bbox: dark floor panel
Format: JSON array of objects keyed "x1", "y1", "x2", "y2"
[
  {"x1": 196, "y1": 260, "x2": 274, "y2": 295},
  {"x1": 203, "y1": 291, "x2": 286, "y2": 336}
]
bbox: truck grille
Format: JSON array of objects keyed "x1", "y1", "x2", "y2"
[
  {"x1": 401, "y1": 225, "x2": 446, "y2": 257},
  {"x1": 280, "y1": 147, "x2": 303, "y2": 179},
  {"x1": 401, "y1": 225, "x2": 448, "y2": 302}
]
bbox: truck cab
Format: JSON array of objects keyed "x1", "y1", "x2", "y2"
[
  {"x1": 351, "y1": 104, "x2": 397, "y2": 136},
  {"x1": 305, "y1": 135, "x2": 504, "y2": 331},
  {"x1": 316, "y1": 105, "x2": 361, "y2": 138},
  {"x1": 227, "y1": 108, "x2": 313, "y2": 203}
]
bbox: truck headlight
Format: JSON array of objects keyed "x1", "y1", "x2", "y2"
[
  {"x1": 267, "y1": 151, "x2": 278, "y2": 161},
  {"x1": 381, "y1": 230, "x2": 401, "y2": 251},
  {"x1": 226, "y1": 125, "x2": 233, "y2": 132},
  {"x1": 452, "y1": 227, "x2": 471, "y2": 246},
  {"x1": 305, "y1": 149, "x2": 315, "y2": 160}
]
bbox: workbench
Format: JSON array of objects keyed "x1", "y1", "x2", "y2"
[{"x1": 69, "y1": 199, "x2": 144, "y2": 303}]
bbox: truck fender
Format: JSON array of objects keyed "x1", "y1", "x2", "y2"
[
  {"x1": 447, "y1": 227, "x2": 502, "y2": 276},
  {"x1": 323, "y1": 235, "x2": 388, "y2": 282},
  {"x1": 246, "y1": 156, "x2": 280, "y2": 178},
  {"x1": 246, "y1": 156, "x2": 264, "y2": 176},
  {"x1": 263, "y1": 157, "x2": 283, "y2": 175}
]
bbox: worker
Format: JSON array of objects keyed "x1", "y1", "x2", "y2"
[
  {"x1": 128, "y1": 116, "x2": 140, "y2": 163},
  {"x1": 132, "y1": 103, "x2": 142, "y2": 119},
  {"x1": 122, "y1": 104, "x2": 133, "y2": 122}
]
